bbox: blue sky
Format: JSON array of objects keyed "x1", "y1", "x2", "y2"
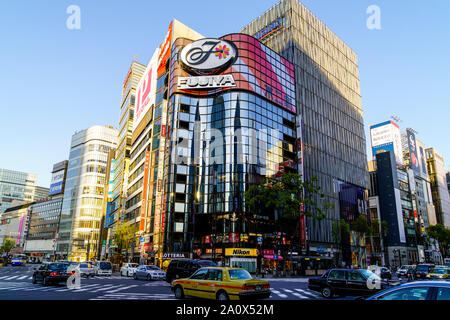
[{"x1": 0, "y1": 0, "x2": 449, "y2": 186}]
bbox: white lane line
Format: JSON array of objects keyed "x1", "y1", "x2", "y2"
[
  {"x1": 72, "y1": 284, "x2": 103, "y2": 292},
  {"x1": 282, "y1": 289, "x2": 294, "y2": 293},
  {"x1": 271, "y1": 289, "x2": 288, "y2": 298},
  {"x1": 17, "y1": 276, "x2": 28, "y2": 280},
  {"x1": 91, "y1": 285, "x2": 117, "y2": 292},
  {"x1": 294, "y1": 288, "x2": 320, "y2": 298},
  {"x1": 0, "y1": 276, "x2": 9, "y2": 280},
  {"x1": 28, "y1": 277, "x2": 33, "y2": 280},
  {"x1": 105, "y1": 285, "x2": 138, "y2": 293},
  {"x1": 4, "y1": 276, "x2": 19, "y2": 280},
  {"x1": 291, "y1": 292, "x2": 310, "y2": 299}
]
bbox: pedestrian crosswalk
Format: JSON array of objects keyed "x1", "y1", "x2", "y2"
[
  {"x1": 270, "y1": 288, "x2": 323, "y2": 300},
  {"x1": 89, "y1": 292, "x2": 176, "y2": 300},
  {"x1": 0, "y1": 274, "x2": 127, "y2": 281}
]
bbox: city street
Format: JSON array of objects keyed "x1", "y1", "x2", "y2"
[{"x1": 0, "y1": 265, "x2": 324, "y2": 300}]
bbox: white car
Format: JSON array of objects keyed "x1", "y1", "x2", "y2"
[
  {"x1": 120, "y1": 263, "x2": 139, "y2": 277},
  {"x1": 134, "y1": 265, "x2": 166, "y2": 281},
  {"x1": 76, "y1": 262, "x2": 96, "y2": 277},
  {"x1": 94, "y1": 261, "x2": 113, "y2": 276}
]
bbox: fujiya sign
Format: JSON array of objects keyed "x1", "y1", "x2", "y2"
[
  {"x1": 180, "y1": 38, "x2": 238, "y2": 75},
  {"x1": 177, "y1": 74, "x2": 236, "y2": 90}
]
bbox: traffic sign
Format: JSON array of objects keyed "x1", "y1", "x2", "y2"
[
  {"x1": 257, "y1": 236, "x2": 263, "y2": 244},
  {"x1": 140, "y1": 237, "x2": 145, "y2": 243}
]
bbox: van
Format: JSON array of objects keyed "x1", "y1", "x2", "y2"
[{"x1": 95, "y1": 261, "x2": 112, "y2": 276}]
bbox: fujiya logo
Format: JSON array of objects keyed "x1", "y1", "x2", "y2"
[{"x1": 180, "y1": 38, "x2": 238, "y2": 75}]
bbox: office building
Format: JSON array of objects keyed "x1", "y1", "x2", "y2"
[
  {"x1": 240, "y1": 0, "x2": 368, "y2": 266},
  {"x1": 56, "y1": 125, "x2": 117, "y2": 261},
  {"x1": 0, "y1": 169, "x2": 37, "y2": 213},
  {"x1": 23, "y1": 161, "x2": 68, "y2": 262},
  {"x1": 33, "y1": 186, "x2": 50, "y2": 201},
  {"x1": 0, "y1": 201, "x2": 33, "y2": 251},
  {"x1": 426, "y1": 148, "x2": 450, "y2": 228}
]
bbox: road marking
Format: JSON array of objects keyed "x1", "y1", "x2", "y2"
[
  {"x1": 72, "y1": 284, "x2": 103, "y2": 292},
  {"x1": 17, "y1": 276, "x2": 28, "y2": 280},
  {"x1": 105, "y1": 285, "x2": 138, "y2": 293},
  {"x1": 271, "y1": 289, "x2": 288, "y2": 298},
  {"x1": 91, "y1": 285, "x2": 117, "y2": 292},
  {"x1": 0, "y1": 276, "x2": 8, "y2": 280},
  {"x1": 294, "y1": 288, "x2": 320, "y2": 298},
  {"x1": 4, "y1": 276, "x2": 19, "y2": 280},
  {"x1": 291, "y1": 292, "x2": 310, "y2": 299},
  {"x1": 282, "y1": 289, "x2": 294, "y2": 293}
]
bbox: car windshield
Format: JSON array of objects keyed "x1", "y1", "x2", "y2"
[
  {"x1": 400, "y1": 266, "x2": 408, "y2": 270},
  {"x1": 147, "y1": 266, "x2": 160, "y2": 270},
  {"x1": 432, "y1": 268, "x2": 447, "y2": 274},
  {"x1": 80, "y1": 264, "x2": 89, "y2": 268},
  {"x1": 198, "y1": 260, "x2": 217, "y2": 267},
  {"x1": 228, "y1": 269, "x2": 252, "y2": 280},
  {"x1": 360, "y1": 269, "x2": 381, "y2": 280},
  {"x1": 99, "y1": 262, "x2": 112, "y2": 269},
  {"x1": 49, "y1": 263, "x2": 69, "y2": 271}
]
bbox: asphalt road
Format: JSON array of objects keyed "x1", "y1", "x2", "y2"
[{"x1": 0, "y1": 265, "x2": 323, "y2": 300}]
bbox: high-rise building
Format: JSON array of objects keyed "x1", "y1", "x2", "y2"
[
  {"x1": 104, "y1": 61, "x2": 146, "y2": 262},
  {"x1": 426, "y1": 148, "x2": 450, "y2": 228},
  {"x1": 23, "y1": 161, "x2": 68, "y2": 262},
  {"x1": 240, "y1": 0, "x2": 368, "y2": 264},
  {"x1": 0, "y1": 201, "x2": 33, "y2": 250},
  {"x1": 56, "y1": 125, "x2": 117, "y2": 261},
  {"x1": 370, "y1": 121, "x2": 403, "y2": 165},
  {"x1": 446, "y1": 170, "x2": 450, "y2": 197},
  {"x1": 33, "y1": 186, "x2": 50, "y2": 201},
  {"x1": 0, "y1": 169, "x2": 37, "y2": 213}
]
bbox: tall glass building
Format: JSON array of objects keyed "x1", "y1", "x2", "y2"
[
  {"x1": 0, "y1": 169, "x2": 37, "y2": 213},
  {"x1": 240, "y1": 0, "x2": 368, "y2": 263},
  {"x1": 57, "y1": 125, "x2": 117, "y2": 261}
]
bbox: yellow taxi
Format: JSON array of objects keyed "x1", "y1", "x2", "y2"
[
  {"x1": 426, "y1": 266, "x2": 450, "y2": 280},
  {"x1": 171, "y1": 267, "x2": 271, "y2": 300}
]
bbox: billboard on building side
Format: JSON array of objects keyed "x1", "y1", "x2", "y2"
[{"x1": 49, "y1": 169, "x2": 65, "y2": 196}]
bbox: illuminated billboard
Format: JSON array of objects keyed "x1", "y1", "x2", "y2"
[
  {"x1": 171, "y1": 33, "x2": 296, "y2": 112},
  {"x1": 49, "y1": 169, "x2": 65, "y2": 196},
  {"x1": 133, "y1": 47, "x2": 160, "y2": 133}
]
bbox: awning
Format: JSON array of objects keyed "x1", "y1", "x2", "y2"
[{"x1": 264, "y1": 255, "x2": 284, "y2": 261}]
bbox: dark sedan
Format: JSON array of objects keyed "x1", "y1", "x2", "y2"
[
  {"x1": 308, "y1": 268, "x2": 389, "y2": 298},
  {"x1": 364, "y1": 281, "x2": 450, "y2": 300},
  {"x1": 413, "y1": 264, "x2": 435, "y2": 280},
  {"x1": 32, "y1": 262, "x2": 75, "y2": 286}
]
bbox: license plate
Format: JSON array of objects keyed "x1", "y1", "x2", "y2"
[{"x1": 255, "y1": 285, "x2": 262, "y2": 291}]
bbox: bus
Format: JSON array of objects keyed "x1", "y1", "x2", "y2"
[{"x1": 11, "y1": 254, "x2": 28, "y2": 266}]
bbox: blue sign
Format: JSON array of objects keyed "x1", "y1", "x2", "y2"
[
  {"x1": 273, "y1": 254, "x2": 278, "y2": 260},
  {"x1": 140, "y1": 237, "x2": 145, "y2": 243},
  {"x1": 372, "y1": 142, "x2": 394, "y2": 158},
  {"x1": 49, "y1": 181, "x2": 63, "y2": 196},
  {"x1": 257, "y1": 236, "x2": 263, "y2": 244},
  {"x1": 317, "y1": 246, "x2": 325, "y2": 253}
]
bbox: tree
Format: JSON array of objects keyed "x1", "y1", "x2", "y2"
[
  {"x1": 331, "y1": 219, "x2": 350, "y2": 266},
  {"x1": 426, "y1": 224, "x2": 450, "y2": 258},
  {"x1": 245, "y1": 172, "x2": 334, "y2": 275},
  {"x1": 0, "y1": 238, "x2": 16, "y2": 263},
  {"x1": 112, "y1": 223, "x2": 134, "y2": 263},
  {"x1": 350, "y1": 215, "x2": 371, "y2": 268}
]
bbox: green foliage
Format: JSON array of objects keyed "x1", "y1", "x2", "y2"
[
  {"x1": 112, "y1": 223, "x2": 134, "y2": 252},
  {"x1": 351, "y1": 215, "x2": 371, "y2": 236},
  {"x1": 332, "y1": 219, "x2": 350, "y2": 243},
  {"x1": 427, "y1": 224, "x2": 450, "y2": 256},
  {"x1": 0, "y1": 238, "x2": 16, "y2": 254}
]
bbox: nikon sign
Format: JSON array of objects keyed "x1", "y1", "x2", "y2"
[
  {"x1": 177, "y1": 74, "x2": 236, "y2": 90},
  {"x1": 225, "y1": 248, "x2": 258, "y2": 257}
]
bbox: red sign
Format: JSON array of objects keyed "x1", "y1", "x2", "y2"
[
  {"x1": 300, "y1": 215, "x2": 306, "y2": 245},
  {"x1": 229, "y1": 233, "x2": 239, "y2": 243},
  {"x1": 263, "y1": 249, "x2": 275, "y2": 255},
  {"x1": 144, "y1": 243, "x2": 153, "y2": 252},
  {"x1": 204, "y1": 235, "x2": 211, "y2": 244},
  {"x1": 139, "y1": 151, "x2": 151, "y2": 231}
]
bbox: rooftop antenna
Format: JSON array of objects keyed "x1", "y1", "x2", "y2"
[
  {"x1": 390, "y1": 115, "x2": 403, "y2": 123},
  {"x1": 406, "y1": 127, "x2": 419, "y2": 135}
]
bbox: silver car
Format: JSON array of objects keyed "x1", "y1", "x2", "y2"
[
  {"x1": 134, "y1": 265, "x2": 166, "y2": 281},
  {"x1": 75, "y1": 262, "x2": 96, "y2": 277},
  {"x1": 120, "y1": 263, "x2": 139, "y2": 277}
]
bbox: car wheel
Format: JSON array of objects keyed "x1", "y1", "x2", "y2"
[
  {"x1": 127, "y1": 272, "x2": 129, "y2": 277},
  {"x1": 133, "y1": 273, "x2": 138, "y2": 280},
  {"x1": 43, "y1": 277, "x2": 49, "y2": 286},
  {"x1": 174, "y1": 285, "x2": 184, "y2": 299},
  {"x1": 321, "y1": 287, "x2": 333, "y2": 299},
  {"x1": 32, "y1": 275, "x2": 37, "y2": 284},
  {"x1": 217, "y1": 291, "x2": 229, "y2": 301},
  {"x1": 147, "y1": 274, "x2": 151, "y2": 281}
]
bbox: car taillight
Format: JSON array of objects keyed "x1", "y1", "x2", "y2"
[
  {"x1": 49, "y1": 272, "x2": 60, "y2": 276},
  {"x1": 263, "y1": 284, "x2": 270, "y2": 289},
  {"x1": 243, "y1": 284, "x2": 255, "y2": 290}
]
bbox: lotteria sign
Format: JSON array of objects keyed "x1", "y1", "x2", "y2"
[{"x1": 180, "y1": 38, "x2": 238, "y2": 75}]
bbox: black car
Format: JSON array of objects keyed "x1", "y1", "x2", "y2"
[
  {"x1": 413, "y1": 264, "x2": 435, "y2": 280},
  {"x1": 32, "y1": 262, "x2": 75, "y2": 286},
  {"x1": 308, "y1": 268, "x2": 389, "y2": 298},
  {"x1": 165, "y1": 259, "x2": 217, "y2": 283}
]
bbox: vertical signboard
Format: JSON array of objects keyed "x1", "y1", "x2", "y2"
[
  {"x1": 139, "y1": 152, "x2": 151, "y2": 231},
  {"x1": 407, "y1": 129, "x2": 420, "y2": 176},
  {"x1": 49, "y1": 170, "x2": 65, "y2": 196}
]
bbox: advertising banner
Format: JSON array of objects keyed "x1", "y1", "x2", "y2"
[
  {"x1": 49, "y1": 169, "x2": 65, "y2": 196},
  {"x1": 139, "y1": 151, "x2": 151, "y2": 231},
  {"x1": 172, "y1": 34, "x2": 296, "y2": 113},
  {"x1": 372, "y1": 142, "x2": 394, "y2": 157},
  {"x1": 407, "y1": 129, "x2": 421, "y2": 176},
  {"x1": 134, "y1": 48, "x2": 160, "y2": 133}
]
